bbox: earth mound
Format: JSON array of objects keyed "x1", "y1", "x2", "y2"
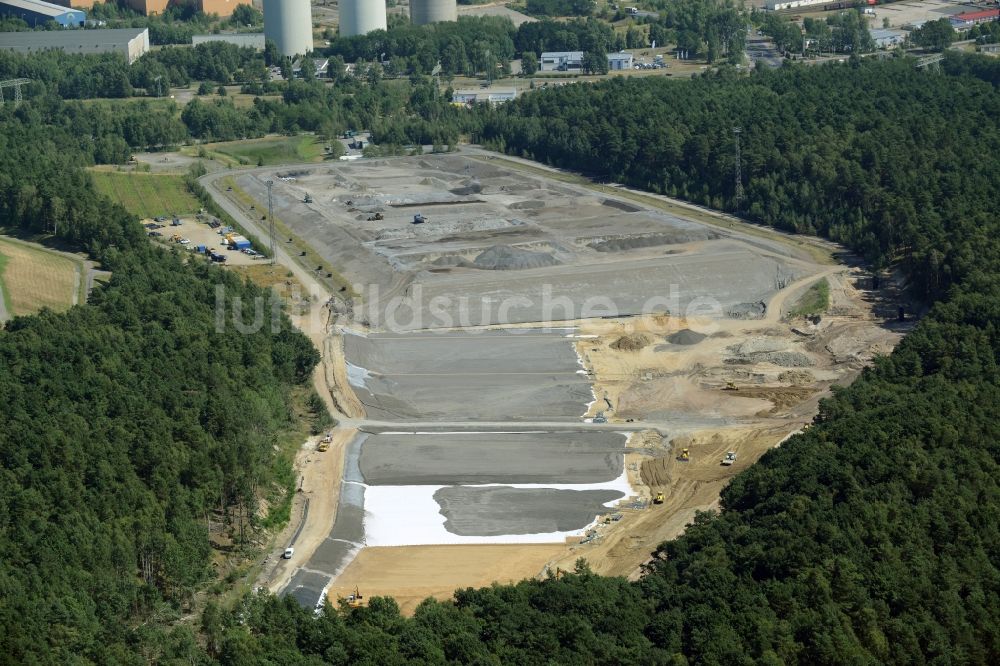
[
  {"x1": 611, "y1": 333, "x2": 652, "y2": 351},
  {"x1": 472, "y1": 245, "x2": 559, "y2": 271},
  {"x1": 666, "y1": 329, "x2": 706, "y2": 345}
]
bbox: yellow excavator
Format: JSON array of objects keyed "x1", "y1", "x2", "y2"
[
  {"x1": 653, "y1": 492, "x2": 665, "y2": 505},
  {"x1": 344, "y1": 587, "x2": 364, "y2": 609},
  {"x1": 677, "y1": 448, "x2": 690, "y2": 462}
]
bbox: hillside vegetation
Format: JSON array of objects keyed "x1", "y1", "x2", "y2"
[{"x1": 0, "y1": 108, "x2": 318, "y2": 661}]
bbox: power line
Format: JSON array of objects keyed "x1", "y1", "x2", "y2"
[{"x1": 0, "y1": 78, "x2": 30, "y2": 106}]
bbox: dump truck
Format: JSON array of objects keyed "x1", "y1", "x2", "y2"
[{"x1": 721, "y1": 451, "x2": 736, "y2": 466}]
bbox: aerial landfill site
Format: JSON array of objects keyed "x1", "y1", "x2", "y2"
[{"x1": 208, "y1": 153, "x2": 903, "y2": 612}]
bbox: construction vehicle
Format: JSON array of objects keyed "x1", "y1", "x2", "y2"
[
  {"x1": 723, "y1": 382, "x2": 738, "y2": 391},
  {"x1": 677, "y1": 448, "x2": 690, "y2": 462},
  {"x1": 653, "y1": 492, "x2": 665, "y2": 504},
  {"x1": 317, "y1": 432, "x2": 332, "y2": 452},
  {"x1": 303, "y1": 194, "x2": 313, "y2": 203},
  {"x1": 593, "y1": 411, "x2": 607, "y2": 424},
  {"x1": 345, "y1": 587, "x2": 364, "y2": 608},
  {"x1": 366, "y1": 212, "x2": 384, "y2": 221},
  {"x1": 721, "y1": 451, "x2": 737, "y2": 466},
  {"x1": 412, "y1": 213, "x2": 426, "y2": 224}
]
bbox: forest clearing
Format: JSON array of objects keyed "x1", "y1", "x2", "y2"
[
  {"x1": 0, "y1": 236, "x2": 83, "y2": 317},
  {"x1": 91, "y1": 172, "x2": 202, "y2": 220}
]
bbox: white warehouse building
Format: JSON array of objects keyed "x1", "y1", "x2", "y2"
[{"x1": 539, "y1": 51, "x2": 635, "y2": 72}]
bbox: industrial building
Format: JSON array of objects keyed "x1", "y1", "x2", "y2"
[
  {"x1": 869, "y1": 28, "x2": 906, "y2": 49},
  {"x1": 0, "y1": 26, "x2": 149, "y2": 62},
  {"x1": 339, "y1": 0, "x2": 386, "y2": 37},
  {"x1": 120, "y1": 0, "x2": 248, "y2": 16},
  {"x1": 410, "y1": 0, "x2": 456, "y2": 26},
  {"x1": 192, "y1": 32, "x2": 265, "y2": 49},
  {"x1": 452, "y1": 89, "x2": 516, "y2": 105},
  {"x1": 607, "y1": 51, "x2": 633, "y2": 70},
  {"x1": 122, "y1": 0, "x2": 167, "y2": 14},
  {"x1": 950, "y1": 9, "x2": 999, "y2": 29},
  {"x1": 539, "y1": 51, "x2": 633, "y2": 72},
  {"x1": 540, "y1": 51, "x2": 583, "y2": 72},
  {"x1": 197, "y1": 0, "x2": 250, "y2": 16},
  {"x1": 0, "y1": 0, "x2": 84, "y2": 27},
  {"x1": 264, "y1": 0, "x2": 313, "y2": 57}
]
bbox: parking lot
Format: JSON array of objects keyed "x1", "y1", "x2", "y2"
[{"x1": 145, "y1": 216, "x2": 263, "y2": 266}]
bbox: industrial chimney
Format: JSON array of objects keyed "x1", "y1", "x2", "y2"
[
  {"x1": 339, "y1": 0, "x2": 387, "y2": 37},
  {"x1": 264, "y1": 0, "x2": 314, "y2": 57},
  {"x1": 409, "y1": 0, "x2": 457, "y2": 25}
]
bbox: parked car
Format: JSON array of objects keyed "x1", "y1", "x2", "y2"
[
  {"x1": 282, "y1": 547, "x2": 294, "y2": 559},
  {"x1": 179, "y1": 238, "x2": 191, "y2": 245},
  {"x1": 148, "y1": 231, "x2": 163, "y2": 237}
]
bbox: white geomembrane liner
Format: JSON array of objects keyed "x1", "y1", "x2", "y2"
[{"x1": 363, "y1": 469, "x2": 635, "y2": 546}]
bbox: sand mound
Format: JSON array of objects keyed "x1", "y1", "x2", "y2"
[
  {"x1": 472, "y1": 245, "x2": 559, "y2": 271},
  {"x1": 666, "y1": 329, "x2": 706, "y2": 345},
  {"x1": 610, "y1": 333, "x2": 652, "y2": 351}
]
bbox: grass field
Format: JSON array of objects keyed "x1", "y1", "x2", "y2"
[
  {"x1": 192, "y1": 136, "x2": 328, "y2": 167},
  {"x1": 790, "y1": 278, "x2": 830, "y2": 317},
  {"x1": 92, "y1": 172, "x2": 202, "y2": 219},
  {"x1": 0, "y1": 237, "x2": 82, "y2": 316}
]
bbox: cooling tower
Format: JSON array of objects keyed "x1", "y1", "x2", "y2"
[
  {"x1": 339, "y1": 0, "x2": 387, "y2": 37},
  {"x1": 409, "y1": 0, "x2": 456, "y2": 25},
  {"x1": 264, "y1": 0, "x2": 314, "y2": 57}
]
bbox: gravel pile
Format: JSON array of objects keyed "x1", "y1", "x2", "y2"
[
  {"x1": 727, "y1": 301, "x2": 766, "y2": 319},
  {"x1": 666, "y1": 329, "x2": 706, "y2": 345},
  {"x1": 472, "y1": 245, "x2": 559, "y2": 270}
]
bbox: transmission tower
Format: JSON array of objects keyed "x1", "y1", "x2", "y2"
[
  {"x1": 265, "y1": 180, "x2": 276, "y2": 266},
  {"x1": 733, "y1": 127, "x2": 744, "y2": 209},
  {"x1": 0, "y1": 78, "x2": 30, "y2": 106}
]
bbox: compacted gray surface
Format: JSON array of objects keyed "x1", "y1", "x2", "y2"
[
  {"x1": 344, "y1": 330, "x2": 594, "y2": 421},
  {"x1": 359, "y1": 431, "x2": 626, "y2": 485},
  {"x1": 434, "y1": 487, "x2": 626, "y2": 536}
]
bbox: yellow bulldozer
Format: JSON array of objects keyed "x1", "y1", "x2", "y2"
[{"x1": 652, "y1": 492, "x2": 665, "y2": 505}]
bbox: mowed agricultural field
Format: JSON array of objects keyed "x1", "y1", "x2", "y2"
[
  {"x1": 0, "y1": 236, "x2": 83, "y2": 317},
  {"x1": 92, "y1": 172, "x2": 202, "y2": 219},
  {"x1": 189, "y1": 136, "x2": 327, "y2": 167}
]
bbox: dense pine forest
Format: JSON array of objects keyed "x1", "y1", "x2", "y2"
[
  {"x1": 0, "y1": 109, "x2": 318, "y2": 661},
  {"x1": 1, "y1": 51, "x2": 1000, "y2": 662}
]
